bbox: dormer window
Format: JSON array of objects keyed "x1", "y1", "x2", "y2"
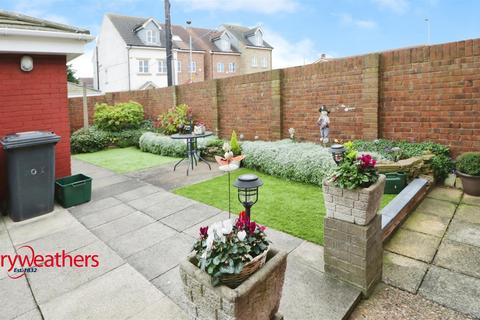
[
  {"x1": 146, "y1": 30, "x2": 158, "y2": 44},
  {"x1": 255, "y1": 31, "x2": 263, "y2": 46}
]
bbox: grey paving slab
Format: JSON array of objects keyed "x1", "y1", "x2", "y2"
[
  {"x1": 461, "y1": 194, "x2": 480, "y2": 207},
  {"x1": 78, "y1": 203, "x2": 136, "y2": 229},
  {"x1": 69, "y1": 197, "x2": 122, "y2": 218},
  {"x1": 92, "y1": 174, "x2": 130, "y2": 190},
  {"x1": 419, "y1": 266, "x2": 480, "y2": 319},
  {"x1": 127, "y1": 191, "x2": 173, "y2": 211},
  {"x1": 183, "y1": 211, "x2": 230, "y2": 238},
  {"x1": 27, "y1": 240, "x2": 124, "y2": 304},
  {"x1": 141, "y1": 195, "x2": 197, "y2": 220},
  {"x1": 107, "y1": 221, "x2": 178, "y2": 258},
  {"x1": 6, "y1": 208, "x2": 80, "y2": 245},
  {"x1": 0, "y1": 216, "x2": 6, "y2": 233},
  {"x1": 445, "y1": 220, "x2": 480, "y2": 247},
  {"x1": 267, "y1": 228, "x2": 305, "y2": 254},
  {"x1": 151, "y1": 266, "x2": 187, "y2": 310},
  {"x1": 125, "y1": 295, "x2": 188, "y2": 320},
  {"x1": 39, "y1": 264, "x2": 167, "y2": 320},
  {"x1": 91, "y1": 211, "x2": 155, "y2": 242},
  {"x1": 434, "y1": 239, "x2": 480, "y2": 278},
  {"x1": 15, "y1": 224, "x2": 97, "y2": 255},
  {"x1": 289, "y1": 241, "x2": 324, "y2": 273},
  {"x1": 127, "y1": 233, "x2": 193, "y2": 280},
  {"x1": 0, "y1": 276, "x2": 37, "y2": 319},
  {"x1": 0, "y1": 231, "x2": 15, "y2": 280},
  {"x1": 454, "y1": 204, "x2": 480, "y2": 225},
  {"x1": 160, "y1": 202, "x2": 221, "y2": 231},
  {"x1": 384, "y1": 229, "x2": 441, "y2": 263},
  {"x1": 401, "y1": 211, "x2": 450, "y2": 237},
  {"x1": 427, "y1": 187, "x2": 463, "y2": 203},
  {"x1": 415, "y1": 198, "x2": 457, "y2": 219},
  {"x1": 12, "y1": 308, "x2": 43, "y2": 320},
  {"x1": 91, "y1": 179, "x2": 147, "y2": 201},
  {"x1": 279, "y1": 256, "x2": 361, "y2": 320},
  {"x1": 383, "y1": 251, "x2": 429, "y2": 294},
  {"x1": 114, "y1": 184, "x2": 163, "y2": 202}
]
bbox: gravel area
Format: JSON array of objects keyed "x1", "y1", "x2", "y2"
[{"x1": 349, "y1": 284, "x2": 472, "y2": 320}]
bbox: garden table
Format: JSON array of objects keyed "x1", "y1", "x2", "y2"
[{"x1": 171, "y1": 131, "x2": 213, "y2": 175}]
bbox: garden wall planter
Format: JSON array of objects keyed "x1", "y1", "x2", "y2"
[
  {"x1": 457, "y1": 171, "x2": 480, "y2": 196},
  {"x1": 323, "y1": 175, "x2": 386, "y2": 225},
  {"x1": 179, "y1": 248, "x2": 287, "y2": 320}
]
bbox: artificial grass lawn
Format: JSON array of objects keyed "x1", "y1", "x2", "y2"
[
  {"x1": 174, "y1": 168, "x2": 396, "y2": 245},
  {"x1": 73, "y1": 147, "x2": 179, "y2": 174}
]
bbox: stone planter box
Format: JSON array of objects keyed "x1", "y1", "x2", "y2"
[
  {"x1": 323, "y1": 175, "x2": 386, "y2": 225},
  {"x1": 179, "y1": 248, "x2": 287, "y2": 320}
]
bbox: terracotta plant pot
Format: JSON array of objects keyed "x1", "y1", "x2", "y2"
[
  {"x1": 457, "y1": 171, "x2": 480, "y2": 196},
  {"x1": 323, "y1": 175, "x2": 386, "y2": 225},
  {"x1": 180, "y1": 248, "x2": 287, "y2": 320}
]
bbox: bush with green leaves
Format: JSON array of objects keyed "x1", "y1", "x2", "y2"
[
  {"x1": 230, "y1": 130, "x2": 241, "y2": 156},
  {"x1": 94, "y1": 101, "x2": 144, "y2": 132},
  {"x1": 158, "y1": 104, "x2": 192, "y2": 135},
  {"x1": 109, "y1": 129, "x2": 144, "y2": 148},
  {"x1": 71, "y1": 127, "x2": 110, "y2": 154},
  {"x1": 456, "y1": 152, "x2": 480, "y2": 176},
  {"x1": 139, "y1": 132, "x2": 216, "y2": 157},
  {"x1": 202, "y1": 138, "x2": 225, "y2": 159},
  {"x1": 241, "y1": 139, "x2": 336, "y2": 186}
]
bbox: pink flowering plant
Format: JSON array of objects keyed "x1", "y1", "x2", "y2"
[
  {"x1": 328, "y1": 141, "x2": 379, "y2": 189},
  {"x1": 193, "y1": 211, "x2": 270, "y2": 286}
]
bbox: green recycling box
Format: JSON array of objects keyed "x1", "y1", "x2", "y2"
[
  {"x1": 55, "y1": 174, "x2": 92, "y2": 208},
  {"x1": 384, "y1": 172, "x2": 407, "y2": 194}
]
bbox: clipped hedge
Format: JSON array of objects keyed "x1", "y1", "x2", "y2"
[
  {"x1": 71, "y1": 126, "x2": 146, "y2": 154},
  {"x1": 241, "y1": 140, "x2": 336, "y2": 186},
  {"x1": 139, "y1": 132, "x2": 217, "y2": 157}
]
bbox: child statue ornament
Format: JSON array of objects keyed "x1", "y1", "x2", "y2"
[{"x1": 317, "y1": 105, "x2": 330, "y2": 144}]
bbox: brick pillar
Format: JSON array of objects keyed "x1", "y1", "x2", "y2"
[
  {"x1": 361, "y1": 53, "x2": 380, "y2": 140},
  {"x1": 270, "y1": 69, "x2": 283, "y2": 140},
  {"x1": 210, "y1": 79, "x2": 220, "y2": 133},
  {"x1": 324, "y1": 214, "x2": 383, "y2": 297}
]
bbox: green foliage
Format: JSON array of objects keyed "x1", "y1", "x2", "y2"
[
  {"x1": 432, "y1": 154, "x2": 455, "y2": 181},
  {"x1": 456, "y1": 152, "x2": 480, "y2": 176},
  {"x1": 193, "y1": 215, "x2": 269, "y2": 286},
  {"x1": 109, "y1": 129, "x2": 144, "y2": 148},
  {"x1": 94, "y1": 101, "x2": 144, "y2": 132},
  {"x1": 70, "y1": 127, "x2": 110, "y2": 154},
  {"x1": 66, "y1": 64, "x2": 79, "y2": 84},
  {"x1": 202, "y1": 138, "x2": 225, "y2": 159},
  {"x1": 158, "y1": 104, "x2": 192, "y2": 135},
  {"x1": 230, "y1": 130, "x2": 241, "y2": 156},
  {"x1": 139, "y1": 132, "x2": 217, "y2": 158},
  {"x1": 241, "y1": 140, "x2": 336, "y2": 186}
]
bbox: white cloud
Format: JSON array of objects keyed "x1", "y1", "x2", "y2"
[
  {"x1": 175, "y1": 0, "x2": 299, "y2": 14},
  {"x1": 337, "y1": 13, "x2": 377, "y2": 29},
  {"x1": 372, "y1": 0, "x2": 409, "y2": 14},
  {"x1": 263, "y1": 28, "x2": 323, "y2": 69},
  {"x1": 69, "y1": 47, "x2": 94, "y2": 78}
]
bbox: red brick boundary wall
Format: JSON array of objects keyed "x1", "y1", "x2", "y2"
[{"x1": 69, "y1": 38, "x2": 480, "y2": 155}]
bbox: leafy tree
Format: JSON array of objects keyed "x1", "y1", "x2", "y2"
[{"x1": 67, "y1": 64, "x2": 79, "y2": 83}]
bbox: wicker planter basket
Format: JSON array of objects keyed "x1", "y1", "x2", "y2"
[{"x1": 221, "y1": 247, "x2": 269, "y2": 288}]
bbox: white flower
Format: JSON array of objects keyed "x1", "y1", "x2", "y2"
[
  {"x1": 237, "y1": 230, "x2": 247, "y2": 242},
  {"x1": 222, "y1": 142, "x2": 231, "y2": 152},
  {"x1": 206, "y1": 234, "x2": 214, "y2": 251},
  {"x1": 224, "y1": 151, "x2": 233, "y2": 160},
  {"x1": 221, "y1": 219, "x2": 233, "y2": 235}
]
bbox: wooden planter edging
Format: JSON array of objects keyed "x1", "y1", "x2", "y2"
[{"x1": 381, "y1": 177, "x2": 431, "y2": 241}]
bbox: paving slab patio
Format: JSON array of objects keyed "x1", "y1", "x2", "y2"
[{"x1": 382, "y1": 251, "x2": 428, "y2": 294}]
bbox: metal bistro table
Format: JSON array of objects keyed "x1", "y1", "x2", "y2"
[{"x1": 171, "y1": 131, "x2": 213, "y2": 175}]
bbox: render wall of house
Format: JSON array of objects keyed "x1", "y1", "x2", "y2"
[
  {"x1": 128, "y1": 47, "x2": 175, "y2": 89},
  {"x1": 95, "y1": 16, "x2": 129, "y2": 92},
  {"x1": 0, "y1": 54, "x2": 72, "y2": 210}
]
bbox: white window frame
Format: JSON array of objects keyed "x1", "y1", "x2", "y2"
[
  {"x1": 176, "y1": 60, "x2": 182, "y2": 73},
  {"x1": 217, "y1": 62, "x2": 224, "y2": 73},
  {"x1": 146, "y1": 30, "x2": 157, "y2": 44},
  {"x1": 255, "y1": 33, "x2": 262, "y2": 46},
  {"x1": 261, "y1": 57, "x2": 268, "y2": 68},
  {"x1": 158, "y1": 59, "x2": 167, "y2": 74},
  {"x1": 189, "y1": 61, "x2": 197, "y2": 73},
  {"x1": 222, "y1": 39, "x2": 229, "y2": 51},
  {"x1": 138, "y1": 59, "x2": 149, "y2": 73},
  {"x1": 251, "y1": 56, "x2": 258, "y2": 67},
  {"x1": 228, "y1": 62, "x2": 236, "y2": 73}
]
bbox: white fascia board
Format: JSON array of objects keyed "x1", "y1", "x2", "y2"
[
  {"x1": 0, "y1": 28, "x2": 94, "y2": 61},
  {"x1": 244, "y1": 46, "x2": 272, "y2": 50}
]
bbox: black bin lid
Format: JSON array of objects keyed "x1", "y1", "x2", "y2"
[{"x1": 1, "y1": 131, "x2": 61, "y2": 150}]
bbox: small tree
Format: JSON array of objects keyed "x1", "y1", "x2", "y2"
[
  {"x1": 67, "y1": 64, "x2": 79, "y2": 83},
  {"x1": 230, "y1": 130, "x2": 241, "y2": 156}
]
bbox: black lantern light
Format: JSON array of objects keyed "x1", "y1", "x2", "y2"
[
  {"x1": 330, "y1": 144, "x2": 346, "y2": 165},
  {"x1": 233, "y1": 174, "x2": 263, "y2": 219}
]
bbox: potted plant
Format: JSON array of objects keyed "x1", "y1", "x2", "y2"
[
  {"x1": 323, "y1": 142, "x2": 386, "y2": 225},
  {"x1": 179, "y1": 212, "x2": 287, "y2": 320},
  {"x1": 456, "y1": 152, "x2": 480, "y2": 196},
  {"x1": 193, "y1": 120, "x2": 206, "y2": 135}
]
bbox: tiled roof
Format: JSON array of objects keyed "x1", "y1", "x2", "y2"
[
  {"x1": 0, "y1": 10, "x2": 90, "y2": 34},
  {"x1": 222, "y1": 24, "x2": 273, "y2": 49},
  {"x1": 188, "y1": 27, "x2": 240, "y2": 54},
  {"x1": 67, "y1": 82, "x2": 103, "y2": 98}
]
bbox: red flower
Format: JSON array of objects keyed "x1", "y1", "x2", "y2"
[
  {"x1": 359, "y1": 154, "x2": 376, "y2": 168},
  {"x1": 248, "y1": 221, "x2": 257, "y2": 234},
  {"x1": 259, "y1": 225, "x2": 266, "y2": 232},
  {"x1": 199, "y1": 226, "x2": 208, "y2": 238}
]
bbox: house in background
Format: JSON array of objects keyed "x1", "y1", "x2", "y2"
[{"x1": 94, "y1": 13, "x2": 273, "y2": 92}]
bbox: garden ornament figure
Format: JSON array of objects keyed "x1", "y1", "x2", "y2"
[{"x1": 317, "y1": 105, "x2": 330, "y2": 144}]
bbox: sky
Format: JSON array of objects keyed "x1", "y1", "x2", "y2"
[{"x1": 2, "y1": 0, "x2": 479, "y2": 77}]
